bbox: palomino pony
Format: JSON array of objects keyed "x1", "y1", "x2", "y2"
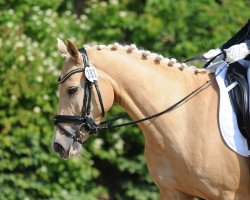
[{"x1": 52, "y1": 39, "x2": 250, "y2": 200}]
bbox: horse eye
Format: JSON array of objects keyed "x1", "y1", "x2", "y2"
[{"x1": 68, "y1": 86, "x2": 78, "y2": 95}]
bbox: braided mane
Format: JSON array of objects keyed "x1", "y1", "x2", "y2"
[{"x1": 84, "y1": 43, "x2": 209, "y2": 74}]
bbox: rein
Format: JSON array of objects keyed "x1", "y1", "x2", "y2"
[{"x1": 54, "y1": 48, "x2": 224, "y2": 144}]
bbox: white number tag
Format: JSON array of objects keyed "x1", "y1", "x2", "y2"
[{"x1": 85, "y1": 67, "x2": 98, "y2": 82}]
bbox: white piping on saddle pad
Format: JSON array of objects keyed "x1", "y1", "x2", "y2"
[
  {"x1": 214, "y1": 61, "x2": 250, "y2": 157},
  {"x1": 226, "y1": 81, "x2": 238, "y2": 92}
]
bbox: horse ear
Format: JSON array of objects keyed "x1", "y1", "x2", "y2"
[
  {"x1": 66, "y1": 39, "x2": 81, "y2": 64},
  {"x1": 57, "y1": 38, "x2": 68, "y2": 56}
]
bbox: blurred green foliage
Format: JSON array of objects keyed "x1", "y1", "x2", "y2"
[{"x1": 0, "y1": 0, "x2": 249, "y2": 199}]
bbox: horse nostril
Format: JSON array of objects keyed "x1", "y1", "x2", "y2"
[
  {"x1": 53, "y1": 142, "x2": 69, "y2": 159},
  {"x1": 53, "y1": 142, "x2": 64, "y2": 153}
]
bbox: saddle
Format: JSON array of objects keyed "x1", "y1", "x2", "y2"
[
  {"x1": 217, "y1": 19, "x2": 250, "y2": 150},
  {"x1": 226, "y1": 61, "x2": 250, "y2": 149},
  {"x1": 186, "y1": 19, "x2": 250, "y2": 151}
]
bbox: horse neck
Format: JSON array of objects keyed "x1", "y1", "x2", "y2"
[{"x1": 86, "y1": 46, "x2": 214, "y2": 143}]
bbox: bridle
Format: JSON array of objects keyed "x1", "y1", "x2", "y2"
[
  {"x1": 54, "y1": 48, "x2": 224, "y2": 144},
  {"x1": 54, "y1": 48, "x2": 105, "y2": 144}
]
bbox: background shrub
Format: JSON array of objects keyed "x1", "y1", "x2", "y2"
[{"x1": 0, "y1": 0, "x2": 249, "y2": 199}]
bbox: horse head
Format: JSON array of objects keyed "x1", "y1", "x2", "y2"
[{"x1": 52, "y1": 39, "x2": 114, "y2": 159}]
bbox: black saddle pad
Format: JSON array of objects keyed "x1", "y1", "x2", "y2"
[{"x1": 226, "y1": 62, "x2": 250, "y2": 149}]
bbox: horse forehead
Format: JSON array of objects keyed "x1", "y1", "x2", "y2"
[
  {"x1": 61, "y1": 64, "x2": 74, "y2": 76},
  {"x1": 61, "y1": 57, "x2": 79, "y2": 73}
]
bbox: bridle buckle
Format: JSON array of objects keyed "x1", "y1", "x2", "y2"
[{"x1": 75, "y1": 130, "x2": 86, "y2": 141}]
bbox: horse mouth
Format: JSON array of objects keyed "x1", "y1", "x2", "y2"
[{"x1": 59, "y1": 151, "x2": 69, "y2": 159}]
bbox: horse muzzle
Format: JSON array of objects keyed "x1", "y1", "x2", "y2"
[{"x1": 52, "y1": 126, "x2": 85, "y2": 159}]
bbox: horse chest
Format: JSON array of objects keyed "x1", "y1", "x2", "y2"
[{"x1": 144, "y1": 142, "x2": 190, "y2": 187}]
